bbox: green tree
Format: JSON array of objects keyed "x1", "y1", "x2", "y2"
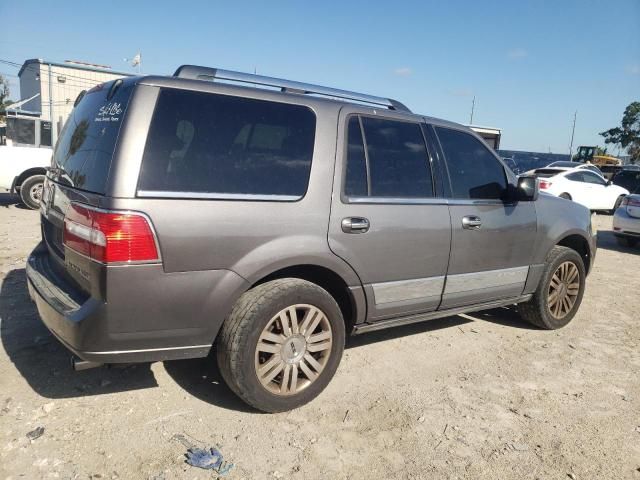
[
  {"x1": 600, "y1": 101, "x2": 640, "y2": 164},
  {"x1": 0, "y1": 74, "x2": 13, "y2": 122}
]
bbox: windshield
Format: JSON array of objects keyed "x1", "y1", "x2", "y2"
[{"x1": 52, "y1": 79, "x2": 134, "y2": 194}]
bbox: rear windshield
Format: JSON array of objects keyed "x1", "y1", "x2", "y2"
[
  {"x1": 137, "y1": 88, "x2": 316, "y2": 199},
  {"x1": 52, "y1": 80, "x2": 133, "y2": 194}
]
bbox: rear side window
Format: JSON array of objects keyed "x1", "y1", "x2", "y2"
[
  {"x1": 344, "y1": 116, "x2": 433, "y2": 198},
  {"x1": 435, "y1": 127, "x2": 507, "y2": 200},
  {"x1": 138, "y1": 89, "x2": 316, "y2": 199},
  {"x1": 53, "y1": 80, "x2": 133, "y2": 194}
]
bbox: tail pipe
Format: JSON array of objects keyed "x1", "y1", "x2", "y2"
[{"x1": 70, "y1": 356, "x2": 103, "y2": 371}]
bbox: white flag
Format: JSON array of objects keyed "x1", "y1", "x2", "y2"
[{"x1": 131, "y1": 53, "x2": 141, "y2": 67}]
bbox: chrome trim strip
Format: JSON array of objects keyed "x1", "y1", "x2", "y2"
[
  {"x1": 137, "y1": 190, "x2": 300, "y2": 201},
  {"x1": 445, "y1": 266, "x2": 529, "y2": 294},
  {"x1": 346, "y1": 196, "x2": 448, "y2": 205},
  {"x1": 84, "y1": 344, "x2": 211, "y2": 355},
  {"x1": 372, "y1": 276, "x2": 445, "y2": 305}
]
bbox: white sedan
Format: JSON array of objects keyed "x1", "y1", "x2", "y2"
[{"x1": 532, "y1": 167, "x2": 629, "y2": 211}]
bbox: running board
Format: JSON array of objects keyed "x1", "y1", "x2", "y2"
[{"x1": 352, "y1": 295, "x2": 532, "y2": 335}]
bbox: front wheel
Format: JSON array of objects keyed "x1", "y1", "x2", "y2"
[
  {"x1": 216, "y1": 278, "x2": 345, "y2": 412},
  {"x1": 519, "y1": 246, "x2": 586, "y2": 329},
  {"x1": 19, "y1": 175, "x2": 45, "y2": 210}
]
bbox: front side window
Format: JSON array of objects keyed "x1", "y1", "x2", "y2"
[
  {"x1": 582, "y1": 172, "x2": 606, "y2": 185},
  {"x1": 344, "y1": 116, "x2": 433, "y2": 198},
  {"x1": 138, "y1": 89, "x2": 316, "y2": 199},
  {"x1": 6, "y1": 118, "x2": 36, "y2": 145},
  {"x1": 435, "y1": 127, "x2": 507, "y2": 200}
]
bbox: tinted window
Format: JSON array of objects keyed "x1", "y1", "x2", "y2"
[
  {"x1": 53, "y1": 80, "x2": 134, "y2": 194},
  {"x1": 359, "y1": 117, "x2": 432, "y2": 197},
  {"x1": 7, "y1": 118, "x2": 35, "y2": 145},
  {"x1": 436, "y1": 127, "x2": 507, "y2": 199},
  {"x1": 566, "y1": 172, "x2": 583, "y2": 182},
  {"x1": 582, "y1": 171, "x2": 606, "y2": 185},
  {"x1": 139, "y1": 89, "x2": 316, "y2": 198},
  {"x1": 344, "y1": 117, "x2": 368, "y2": 196}
]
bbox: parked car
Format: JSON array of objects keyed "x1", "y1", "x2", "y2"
[
  {"x1": 546, "y1": 161, "x2": 602, "y2": 175},
  {"x1": 613, "y1": 194, "x2": 640, "y2": 247},
  {"x1": 531, "y1": 167, "x2": 629, "y2": 212},
  {"x1": 612, "y1": 169, "x2": 640, "y2": 194},
  {"x1": 26, "y1": 67, "x2": 596, "y2": 412}
]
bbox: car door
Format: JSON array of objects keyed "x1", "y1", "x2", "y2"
[
  {"x1": 581, "y1": 171, "x2": 611, "y2": 209},
  {"x1": 431, "y1": 125, "x2": 537, "y2": 309},
  {"x1": 328, "y1": 112, "x2": 451, "y2": 322},
  {"x1": 562, "y1": 171, "x2": 591, "y2": 207}
]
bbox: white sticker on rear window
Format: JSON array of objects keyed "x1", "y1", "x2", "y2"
[{"x1": 94, "y1": 102, "x2": 123, "y2": 123}]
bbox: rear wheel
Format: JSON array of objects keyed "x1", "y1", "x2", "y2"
[
  {"x1": 559, "y1": 193, "x2": 572, "y2": 200},
  {"x1": 19, "y1": 175, "x2": 45, "y2": 210},
  {"x1": 519, "y1": 246, "x2": 586, "y2": 329},
  {"x1": 216, "y1": 278, "x2": 345, "y2": 412}
]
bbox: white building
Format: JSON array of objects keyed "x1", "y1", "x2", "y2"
[{"x1": 8, "y1": 59, "x2": 132, "y2": 146}]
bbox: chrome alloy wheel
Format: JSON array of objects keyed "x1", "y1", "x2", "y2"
[
  {"x1": 547, "y1": 261, "x2": 580, "y2": 319},
  {"x1": 254, "y1": 304, "x2": 333, "y2": 396},
  {"x1": 30, "y1": 182, "x2": 43, "y2": 204}
]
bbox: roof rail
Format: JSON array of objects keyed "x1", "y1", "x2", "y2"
[{"x1": 173, "y1": 65, "x2": 411, "y2": 113}]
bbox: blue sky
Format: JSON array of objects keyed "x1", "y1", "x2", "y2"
[{"x1": 1, "y1": 0, "x2": 638, "y2": 153}]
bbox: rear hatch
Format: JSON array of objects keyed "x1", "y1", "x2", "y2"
[
  {"x1": 40, "y1": 78, "x2": 136, "y2": 296},
  {"x1": 625, "y1": 195, "x2": 640, "y2": 219}
]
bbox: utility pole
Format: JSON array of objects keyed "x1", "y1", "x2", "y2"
[
  {"x1": 48, "y1": 63, "x2": 56, "y2": 146},
  {"x1": 469, "y1": 96, "x2": 476, "y2": 125},
  {"x1": 568, "y1": 110, "x2": 577, "y2": 160}
]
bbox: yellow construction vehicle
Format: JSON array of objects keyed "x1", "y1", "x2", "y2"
[{"x1": 574, "y1": 146, "x2": 621, "y2": 167}]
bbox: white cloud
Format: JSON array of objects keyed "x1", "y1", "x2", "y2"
[
  {"x1": 393, "y1": 67, "x2": 412, "y2": 77},
  {"x1": 625, "y1": 64, "x2": 640, "y2": 75},
  {"x1": 507, "y1": 48, "x2": 527, "y2": 60}
]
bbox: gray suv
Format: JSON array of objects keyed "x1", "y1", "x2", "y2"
[{"x1": 26, "y1": 66, "x2": 596, "y2": 412}]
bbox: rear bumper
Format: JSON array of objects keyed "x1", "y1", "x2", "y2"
[
  {"x1": 26, "y1": 242, "x2": 248, "y2": 363},
  {"x1": 613, "y1": 208, "x2": 640, "y2": 237}
]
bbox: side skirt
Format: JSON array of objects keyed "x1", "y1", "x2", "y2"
[{"x1": 352, "y1": 294, "x2": 532, "y2": 335}]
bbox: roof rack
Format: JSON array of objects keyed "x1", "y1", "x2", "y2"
[{"x1": 173, "y1": 65, "x2": 411, "y2": 113}]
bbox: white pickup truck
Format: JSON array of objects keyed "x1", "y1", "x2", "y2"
[{"x1": 0, "y1": 144, "x2": 52, "y2": 209}]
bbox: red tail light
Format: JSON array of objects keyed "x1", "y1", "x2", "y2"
[
  {"x1": 539, "y1": 180, "x2": 552, "y2": 190},
  {"x1": 63, "y1": 204, "x2": 159, "y2": 264},
  {"x1": 621, "y1": 196, "x2": 640, "y2": 207}
]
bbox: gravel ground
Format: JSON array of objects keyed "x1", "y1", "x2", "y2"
[{"x1": 1, "y1": 193, "x2": 639, "y2": 480}]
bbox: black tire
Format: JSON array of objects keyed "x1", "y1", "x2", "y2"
[
  {"x1": 216, "y1": 278, "x2": 345, "y2": 412},
  {"x1": 559, "y1": 193, "x2": 572, "y2": 200},
  {"x1": 19, "y1": 174, "x2": 45, "y2": 210},
  {"x1": 518, "y1": 246, "x2": 586, "y2": 329}
]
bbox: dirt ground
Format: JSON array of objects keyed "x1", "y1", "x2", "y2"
[{"x1": 1, "y1": 192, "x2": 639, "y2": 480}]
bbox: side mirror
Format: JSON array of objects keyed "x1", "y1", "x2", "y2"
[
  {"x1": 516, "y1": 175, "x2": 539, "y2": 201},
  {"x1": 606, "y1": 180, "x2": 612, "y2": 186}
]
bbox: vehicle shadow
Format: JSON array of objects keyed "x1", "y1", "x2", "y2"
[
  {"x1": 0, "y1": 268, "x2": 158, "y2": 398},
  {"x1": 0, "y1": 267, "x2": 253, "y2": 411},
  {"x1": 464, "y1": 306, "x2": 539, "y2": 330},
  {"x1": 596, "y1": 229, "x2": 639, "y2": 254},
  {"x1": 346, "y1": 315, "x2": 472, "y2": 349},
  {"x1": 0, "y1": 192, "x2": 25, "y2": 208}
]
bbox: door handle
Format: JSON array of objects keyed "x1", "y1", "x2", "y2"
[
  {"x1": 462, "y1": 215, "x2": 482, "y2": 229},
  {"x1": 342, "y1": 217, "x2": 370, "y2": 233}
]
